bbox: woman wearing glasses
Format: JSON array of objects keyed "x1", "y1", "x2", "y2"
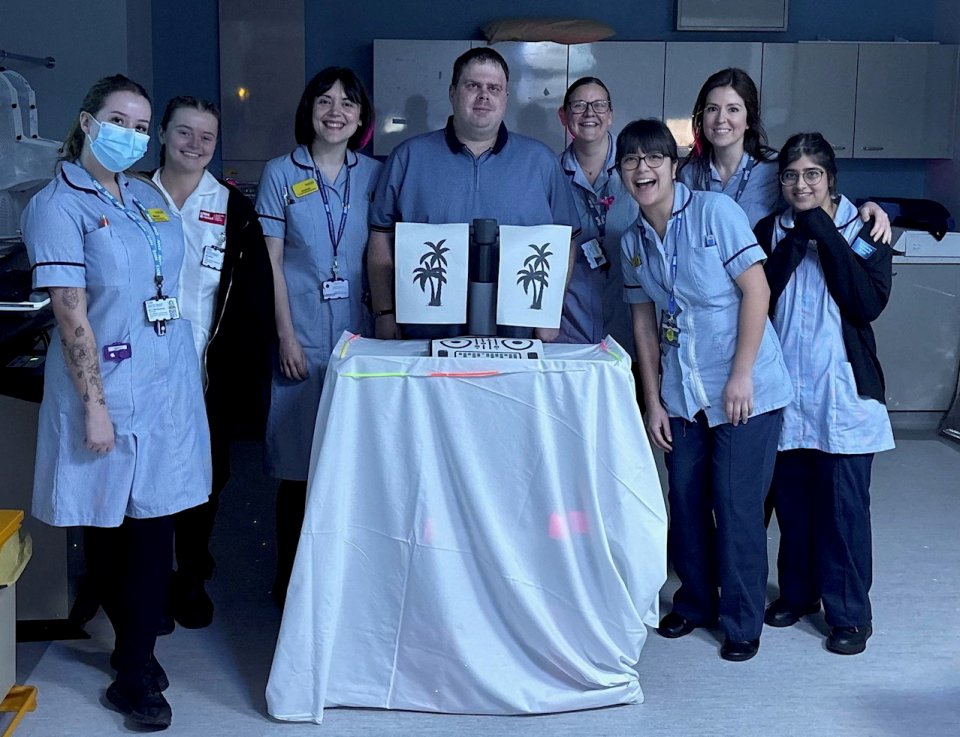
[
  {"x1": 754, "y1": 132, "x2": 893, "y2": 655},
  {"x1": 555, "y1": 77, "x2": 636, "y2": 350},
  {"x1": 618, "y1": 119, "x2": 792, "y2": 661}
]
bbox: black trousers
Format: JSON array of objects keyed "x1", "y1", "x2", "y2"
[
  {"x1": 665, "y1": 409, "x2": 782, "y2": 641},
  {"x1": 83, "y1": 515, "x2": 173, "y2": 683},
  {"x1": 771, "y1": 449, "x2": 874, "y2": 627},
  {"x1": 173, "y1": 432, "x2": 230, "y2": 582}
]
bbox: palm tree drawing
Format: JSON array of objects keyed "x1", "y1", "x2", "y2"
[
  {"x1": 412, "y1": 239, "x2": 449, "y2": 306},
  {"x1": 516, "y1": 242, "x2": 553, "y2": 310}
]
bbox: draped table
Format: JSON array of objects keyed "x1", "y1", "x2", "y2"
[{"x1": 267, "y1": 333, "x2": 666, "y2": 723}]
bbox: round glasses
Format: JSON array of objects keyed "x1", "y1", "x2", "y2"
[
  {"x1": 619, "y1": 152, "x2": 666, "y2": 171},
  {"x1": 568, "y1": 99, "x2": 611, "y2": 115},
  {"x1": 780, "y1": 169, "x2": 825, "y2": 186}
]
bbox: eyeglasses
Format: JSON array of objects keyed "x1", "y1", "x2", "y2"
[
  {"x1": 568, "y1": 99, "x2": 611, "y2": 115},
  {"x1": 619, "y1": 153, "x2": 666, "y2": 171},
  {"x1": 780, "y1": 169, "x2": 825, "y2": 186}
]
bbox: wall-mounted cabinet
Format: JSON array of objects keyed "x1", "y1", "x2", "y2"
[
  {"x1": 374, "y1": 39, "x2": 958, "y2": 161},
  {"x1": 761, "y1": 43, "x2": 858, "y2": 157}
]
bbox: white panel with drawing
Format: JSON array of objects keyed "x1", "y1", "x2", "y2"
[
  {"x1": 394, "y1": 222, "x2": 469, "y2": 325},
  {"x1": 496, "y1": 224, "x2": 571, "y2": 329}
]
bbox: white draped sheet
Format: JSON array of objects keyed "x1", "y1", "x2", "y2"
[{"x1": 267, "y1": 333, "x2": 667, "y2": 722}]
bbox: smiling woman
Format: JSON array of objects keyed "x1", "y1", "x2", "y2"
[{"x1": 149, "y1": 96, "x2": 275, "y2": 636}]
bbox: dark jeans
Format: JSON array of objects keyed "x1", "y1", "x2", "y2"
[
  {"x1": 665, "y1": 409, "x2": 782, "y2": 641},
  {"x1": 771, "y1": 449, "x2": 874, "y2": 627},
  {"x1": 83, "y1": 515, "x2": 174, "y2": 683}
]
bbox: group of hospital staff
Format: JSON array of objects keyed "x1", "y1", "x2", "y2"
[{"x1": 20, "y1": 48, "x2": 895, "y2": 729}]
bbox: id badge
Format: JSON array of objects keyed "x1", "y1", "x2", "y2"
[
  {"x1": 580, "y1": 238, "x2": 608, "y2": 270},
  {"x1": 144, "y1": 296, "x2": 181, "y2": 322},
  {"x1": 660, "y1": 309, "x2": 681, "y2": 348},
  {"x1": 103, "y1": 342, "x2": 132, "y2": 363},
  {"x1": 322, "y1": 278, "x2": 350, "y2": 300},
  {"x1": 201, "y1": 245, "x2": 225, "y2": 270}
]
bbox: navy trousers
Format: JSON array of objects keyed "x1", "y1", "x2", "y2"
[
  {"x1": 665, "y1": 409, "x2": 782, "y2": 641},
  {"x1": 771, "y1": 449, "x2": 874, "y2": 627}
]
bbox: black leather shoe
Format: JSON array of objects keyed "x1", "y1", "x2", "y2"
[
  {"x1": 110, "y1": 652, "x2": 169, "y2": 692},
  {"x1": 172, "y1": 577, "x2": 214, "y2": 630},
  {"x1": 720, "y1": 637, "x2": 760, "y2": 662},
  {"x1": 657, "y1": 612, "x2": 697, "y2": 639},
  {"x1": 764, "y1": 598, "x2": 821, "y2": 628},
  {"x1": 826, "y1": 624, "x2": 872, "y2": 655},
  {"x1": 106, "y1": 679, "x2": 172, "y2": 729}
]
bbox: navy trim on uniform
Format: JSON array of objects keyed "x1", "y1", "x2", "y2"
[
  {"x1": 59, "y1": 166, "x2": 99, "y2": 195},
  {"x1": 257, "y1": 213, "x2": 284, "y2": 223},
  {"x1": 724, "y1": 243, "x2": 760, "y2": 266},
  {"x1": 369, "y1": 223, "x2": 393, "y2": 233},
  {"x1": 624, "y1": 284, "x2": 645, "y2": 290},
  {"x1": 32, "y1": 260, "x2": 85, "y2": 271},
  {"x1": 443, "y1": 117, "x2": 509, "y2": 155}
]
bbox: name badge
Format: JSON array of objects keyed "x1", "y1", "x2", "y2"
[
  {"x1": 202, "y1": 245, "x2": 225, "y2": 270},
  {"x1": 851, "y1": 237, "x2": 876, "y2": 259},
  {"x1": 291, "y1": 178, "x2": 319, "y2": 198},
  {"x1": 144, "y1": 296, "x2": 181, "y2": 322},
  {"x1": 580, "y1": 238, "x2": 608, "y2": 270},
  {"x1": 146, "y1": 208, "x2": 170, "y2": 223},
  {"x1": 322, "y1": 278, "x2": 350, "y2": 300},
  {"x1": 659, "y1": 308, "x2": 681, "y2": 348},
  {"x1": 102, "y1": 342, "x2": 132, "y2": 363},
  {"x1": 199, "y1": 210, "x2": 226, "y2": 225}
]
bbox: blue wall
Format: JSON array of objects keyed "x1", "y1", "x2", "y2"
[{"x1": 154, "y1": 0, "x2": 941, "y2": 198}]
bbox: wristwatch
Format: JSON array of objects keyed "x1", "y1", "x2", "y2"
[{"x1": 373, "y1": 307, "x2": 395, "y2": 319}]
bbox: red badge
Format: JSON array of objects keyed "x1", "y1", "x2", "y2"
[{"x1": 199, "y1": 210, "x2": 226, "y2": 225}]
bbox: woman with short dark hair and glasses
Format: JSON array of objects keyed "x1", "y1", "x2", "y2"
[
  {"x1": 618, "y1": 118, "x2": 791, "y2": 662},
  {"x1": 754, "y1": 132, "x2": 893, "y2": 656}
]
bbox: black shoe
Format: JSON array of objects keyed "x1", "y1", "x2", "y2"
[
  {"x1": 764, "y1": 598, "x2": 821, "y2": 628},
  {"x1": 110, "y1": 652, "x2": 169, "y2": 692},
  {"x1": 172, "y1": 576, "x2": 214, "y2": 630},
  {"x1": 826, "y1": 624, "x2": 872, "y2": 655},
  {"x1": 657, "y1": 612, "x2": 697, "y2": 639},
  {"x1": 720, "y1": 638, "x2": 760, "y2": 662},
  {"x1": 105, "y1": 679, "x2": 172, "y2": 729}
]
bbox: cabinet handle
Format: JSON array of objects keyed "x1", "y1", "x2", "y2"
[
  {"x1": 861, "y1": 146, "x2": 884, "y2": 151},
  {"x1": 832, "y1": 145, "x2": 847, "y2": 151}
]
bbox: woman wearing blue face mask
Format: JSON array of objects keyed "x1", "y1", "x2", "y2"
[{"x1": 21, "y1": 74, "x2": 211, "y2": 729}]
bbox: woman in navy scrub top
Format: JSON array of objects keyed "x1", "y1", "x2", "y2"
[
  {"x1": 22, "y1": 75, "x2": 211, "y2": 729},
  {"x1": 678, "y1": 68, "x2": 890, "y2": 237},
  {"x1": 618, "y1": 119, "x2": 792, "y2": 662},
  {"x1": 256, "y1": 67, "x2": 381, "y2": 604},
  {"x1": 755, "y1": 133, "x2": 894, "y2": 655}
]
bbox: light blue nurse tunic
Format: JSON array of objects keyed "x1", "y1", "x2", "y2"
[
  {"x1": 256, "y1": 146, "x2": 381, "y2": 480},
  {"x1": 22, "y1": 162, "x2": 212, "y2": 527},
  {"x1": 678, "y1": 152, "x2": 780, "y2": 228},
  {"x1": 558, "y1": 133, "x2": 637, "y2": 353}
]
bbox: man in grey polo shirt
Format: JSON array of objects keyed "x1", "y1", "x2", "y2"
[{"x1": 367, "y1": 47, "x2": 580, "y2": 340}]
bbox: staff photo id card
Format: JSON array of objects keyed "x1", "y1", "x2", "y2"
[
  {"x1": 496, "y1": 224, "x2": 571, "y2": 328},
  {"x1": 395, "y1": 222, "x2": 469, "y2": 325}
]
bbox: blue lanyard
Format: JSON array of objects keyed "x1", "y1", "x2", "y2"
[
  {"x1": 581, "y1": 185, "x2": 608, "y2": 239},
  {"x1": 733, "y1": 157, "x2": 757, "y2": 204},
  {"x1": 639, "y1": 212, "x2": 684, "y2": 315},
  {"x1": 315, "y1": 163, "x2": 351, "y2": 276},
  {"x1": 86, "y1": 172, "x2": 165, "y2": 296}
]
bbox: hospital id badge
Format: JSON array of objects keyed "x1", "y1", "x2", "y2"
[
  {"x1": 660, "y1": 309, "x2": 681, "y2": 348},
  {"x1": 322, "y1": 278, "x2": 349, "y2": 300},
  {"x1": 201, "y1": 244, "x2": 225, "y2": 270},
  {"x1": 580, "y1": 238, "x2": 608, "y2": 270},
  {"x1": 144, "y1": 296, "x2": 181, "y2": 322}
]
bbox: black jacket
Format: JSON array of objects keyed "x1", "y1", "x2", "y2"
[
  {"x1": 204, "y1": 182, "x2": 276, "y2": 440},
  {"x1": 754, "y1": 207, "x2": 892, "y2": 403}
]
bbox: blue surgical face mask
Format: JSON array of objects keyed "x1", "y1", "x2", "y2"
[{"x1": 86, "y1": 115, "x2": 150, "y2": 172}]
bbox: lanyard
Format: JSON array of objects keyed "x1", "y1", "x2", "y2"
[
  {"x1": 315, "y1": 163, "x2": 351, "y2": 276},
  {"x1": 87, "y1": 172, "x2": 165, "y2": 297},
  {"x1": 639, "y1": 212, "x2": 684, "y2": 315},
  {"x1": 733, "y1": 157, "x2": 757, "y2": 204},
  {"x1": 581, "y1": 185, "x2": 608, "y2": 239}
]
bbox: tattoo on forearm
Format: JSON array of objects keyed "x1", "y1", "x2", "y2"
[
  {"x1": 61, "y1": 288, "x2": 80, "y2": 310},
  {"x1": 61, "y1": 326, "x2": 106, "y2": 406}
]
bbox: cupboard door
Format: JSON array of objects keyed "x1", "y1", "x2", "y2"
[
  {"x1": 854, "y1": 43, "x2": 959, "y2": 159},
  {"x1": 373, "y1": 39, "x2": 472, "y2": 157},
  {"x1": 761, "y1": 43, "x2": 858, "y2": 158},
  {"x1": 567, "y1": 42, "x2": 666, "y2": 144},
  {"x1": 663, "y1": 42, "x2": 763, "y2": 150}
]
